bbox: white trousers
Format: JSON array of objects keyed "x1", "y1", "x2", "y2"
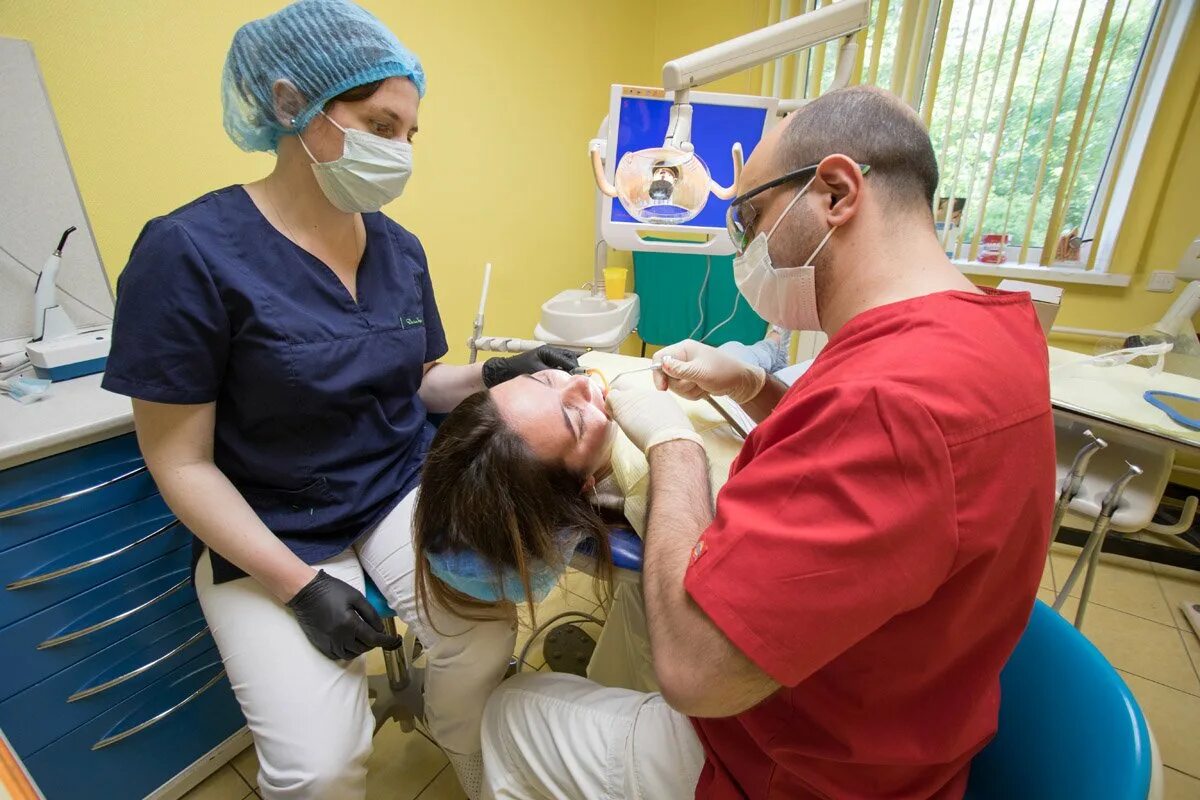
[
  {"x1": 480, "y1": 672, "x2": 704, "y2": 800},
  {"x1": 196, "y1": 490, "x2": 517, "y2": 800}
]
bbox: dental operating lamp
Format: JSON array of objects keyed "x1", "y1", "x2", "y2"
[{"x1": 590, "y1": 0, "x2": 869, "y2": 226}]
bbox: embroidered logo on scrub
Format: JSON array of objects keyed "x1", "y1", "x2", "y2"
[{"x1": 399, "y1": 315, "x2": 424, "y2": 329}]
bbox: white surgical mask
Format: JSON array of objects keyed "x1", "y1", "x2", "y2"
[
  {"x1": 732, "y1": 177, "x2": 837, "y2": 331},
  {"x1": 298, "y1": 111, "x2": 413, "y2": 213}
]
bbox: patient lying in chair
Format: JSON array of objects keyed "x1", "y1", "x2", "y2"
[{"x1": 413, "y1": 352, "x2": 745, "y2": 625}]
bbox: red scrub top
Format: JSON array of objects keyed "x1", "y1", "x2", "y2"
[{"x1": 685, "y1": 289, "x2": 1054, "y2": 799}]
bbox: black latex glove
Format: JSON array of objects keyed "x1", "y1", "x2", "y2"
[
  {"x1": 286, "y1": 570, "x2": 402, "y2": 661},
  {"x1": 482, "y1": 345, "x2": 580, "y2": 387}
]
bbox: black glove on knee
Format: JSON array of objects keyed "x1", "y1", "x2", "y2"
[{"x1": 286, "y1": 570, "x2": 402, "y2": 660}]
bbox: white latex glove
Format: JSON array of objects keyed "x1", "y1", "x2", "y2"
[
  {"x1": 653, "y1": 339, "x2": 767, "y2": 404},
  {"x1": 606, "y1": 387, "x2": 704, "y2": 454}
]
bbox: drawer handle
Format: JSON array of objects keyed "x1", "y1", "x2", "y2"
[
  {"x1": 69, "y1": 626, "x2": 209, "y2": 702},
  {"x1": 38, "y1": 577, "x2": 191, "y2": 650},
  {"x1": 7, "y1": 519, "x2": 182, "y2": 590},
  {"x1": 0, "y1": 465, "x2": 149, "y2": 520},
  {"x1": 91, "y1": 668, "x2": 226, "y2": 750}
]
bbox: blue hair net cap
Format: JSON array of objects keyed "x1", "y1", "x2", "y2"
[{"x1": 221, "y1": 0, "x2": 426, "y2": 152}]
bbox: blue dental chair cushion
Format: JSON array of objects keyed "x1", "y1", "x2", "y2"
[
  {"x1": 364, "y1": 576, "x2": 393, "y2": 619},
  {"x1": 574, "y1": 526, "x2": 643, "y2": 572}
]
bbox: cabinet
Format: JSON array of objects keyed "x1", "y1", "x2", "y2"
[{"x1": 0, "y1": 433, "x2": 246, "y2": 799}]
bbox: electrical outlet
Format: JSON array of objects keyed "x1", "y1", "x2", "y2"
[
  {"x1": 1178, "y1": 237, "x2": 1200, "y2": 281},
  {"x1": 1147, "y1": 271, "x2": 1176, "y2": 292}
]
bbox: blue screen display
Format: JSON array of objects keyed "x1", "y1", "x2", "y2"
[{"x1": 611, "y1": 96, "x2": 769, "y2": 229}]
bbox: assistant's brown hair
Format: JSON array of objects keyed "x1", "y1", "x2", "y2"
[
  {"x1": 414, "y1": 391, "x2": 613, "y2": 625},
  {"x1": 326, "y1": 79, "x2": 385, "y2": 106}
]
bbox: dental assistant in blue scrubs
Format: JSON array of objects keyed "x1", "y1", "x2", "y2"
[{"x1": 100, "y1": 3, "x2": 575, "y2": 798}]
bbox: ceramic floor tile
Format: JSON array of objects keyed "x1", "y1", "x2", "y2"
[
  {"x1": 1119, "y1": 671, "x2": 1200, "y2": 779},
  {"x1": 1057, "y1": 598, "x2": 1200, "y2": 696},
  {"x1": 413, "y1": 765, "x2": 469, "y2": 799},
  {"x1": 1181, "y1": 628, "x2": 1200, "y2": 684},
  {"x1": 179, "y1": 766, "x2": 251, "y2": 800},
  {"x1": 365, "y1": 721, "x2": 448, "y2": 800},
  {"x1": 231, "y1": 744, "x2": 259, "y2": 790},
  {"x1": 1049, "y1": 549, "x2": 1174, "y2": 626},
  {"x1": 1040, "y1": 557, "x2": 1055, "y2": 591},
  {"x1": 364, "y1": 646, "x2": 387, "y2": 677},
  {"x1": 515, "y1": 586, "x2": 605, "y2": 670},
  {"x1": 1154, "y1": 563, "x2": 1200, "y2": 631},
  {"x1": 560, "y1": 567, "x2": 613, "y2": 610},
  {"x1": 1164, "y1": 766, "x2": 1200, "y2": 798},
  {"x1": 1036, "y1": 587, "x2": 1056, "y2": 606}
]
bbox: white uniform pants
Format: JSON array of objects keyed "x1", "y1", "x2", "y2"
[
  {"x1": 480, "y1": 672, "x2": 704, "y2": 799},
  {"x1": 196, "y1": 489, "x2": 517, "y2": 800}
]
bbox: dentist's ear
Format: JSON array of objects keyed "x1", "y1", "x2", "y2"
[
  {"x1": 814, "y1": 154, "x2": 866, "y2": 227},
  {"x1": 580, "y1": 475, "x2": 597, "y2": 494}
]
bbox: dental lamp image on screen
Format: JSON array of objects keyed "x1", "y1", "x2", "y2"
[{"x1": 609, "y1": 94, "x2": 771, "y2": 231}]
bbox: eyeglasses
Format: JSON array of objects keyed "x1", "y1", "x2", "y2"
[{"x1": 725, "y1": 162, "x2": 871, "y2": 254}]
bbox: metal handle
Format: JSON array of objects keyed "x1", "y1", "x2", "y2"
[
  {"x1": 91, "y1": 667, "x2": 226, "y2": 750},
  {"x1": 0, "y1": 465, "x2": 148, "y2": 520},
  {"x1": 69, "y1": 627, "x2": 208, "y2": 703},
  {"x1": 38, "y1": 577, "x2": 190, "y2": 650},
  {"x1": 1050, "y1": 430, "x2": 1107, "y2": 541},
  {"x1": 704, "y1": 396, "x2": 750, "y2": 440},
  {"x1": 7, "y1": 519, "x2": 181, "y2": 590}
]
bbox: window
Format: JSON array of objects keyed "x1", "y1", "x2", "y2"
[{"x1": 759, "y1": 0, "x2": 1184, "y2": 282}]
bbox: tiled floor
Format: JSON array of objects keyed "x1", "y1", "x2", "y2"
[{"x1": 182, "y1": 549, "x2": 1200, "y2": 799}]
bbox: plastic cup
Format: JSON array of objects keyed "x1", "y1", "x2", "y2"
[{"x1": 603, "y1": 267, "x2": 627, "y2": 300}]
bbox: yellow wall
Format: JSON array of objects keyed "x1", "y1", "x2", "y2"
[
  {"x1": 0, "y1": 1, "x2": 658, "y2": 361},
  {"x1": 3, "y1": 1, "x2": 1197, "y2": 360}
]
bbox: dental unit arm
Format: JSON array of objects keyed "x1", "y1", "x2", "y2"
[{"x1": 590, "y1": 0, "x2": 868, "y2": 214}]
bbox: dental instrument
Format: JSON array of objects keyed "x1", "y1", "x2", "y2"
[
  {"x1": 1050, "y1": 430, "x2": 1107, "y2": 543},
  {"x1": 606, "y1": 365, "x2": 663, "y2": 386},
  {"x1": 23, "y1": 226, "x2": 112, "y2": 380},
  {"x1": 704, "y1": 395, "x2": 750, "y2": 440},
  {"x1": 468, "y1": 262, "x2": 493, "y2": 365},
  {"x1": 31, "y1": 226, "x2": 77, "y2": 342},
  {"x1": 1054, "y1": 461, "x2": 1143, "y2": 629}
]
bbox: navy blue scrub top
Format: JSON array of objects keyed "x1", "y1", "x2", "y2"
[{"x1": 102, "y1": 186, "x2": 447, "y2": 583}]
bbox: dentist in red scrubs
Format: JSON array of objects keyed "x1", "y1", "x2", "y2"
[{"x1": 481, "y1": 85, "x2": 1055, "y2": 800}]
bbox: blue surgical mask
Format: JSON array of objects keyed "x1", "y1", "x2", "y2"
[
  {"x1": 425, "y1": 531, "x2": 583, "y2": 603},
  {"x1": 0, "y1": 376, "x2": 51, "y2": 404}
]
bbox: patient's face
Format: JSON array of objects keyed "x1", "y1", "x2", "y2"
[{"x1": 490, "y1": 369, "x2": 615, "y2": 477}]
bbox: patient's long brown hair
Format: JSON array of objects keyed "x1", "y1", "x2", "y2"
[{"x1": 414, "y1": 391, "x2": 613, "y2": 625}]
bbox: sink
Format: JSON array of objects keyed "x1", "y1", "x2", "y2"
[
  {"x1": 535, "y1": 289, "x2": 640, "y2": 350},
  {"x1": 546, "y1": 297, "x2": 618, "y2": 315}
]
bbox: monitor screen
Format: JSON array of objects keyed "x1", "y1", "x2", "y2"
[{"x1": 610, "y1": 96, "x2": 770, "y2": 230}]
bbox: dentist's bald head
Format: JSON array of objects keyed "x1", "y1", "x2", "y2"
[{"x1": 777, "y1": 86, "x2": 939, "y2": 217}]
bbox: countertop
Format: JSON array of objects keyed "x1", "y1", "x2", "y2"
[
  {"x1": 0, "y1": 373, "x2": 133, "y2": 471},
  {"x1": 1050, "y1": 345, "x2": 1200, "y2": 453}
]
